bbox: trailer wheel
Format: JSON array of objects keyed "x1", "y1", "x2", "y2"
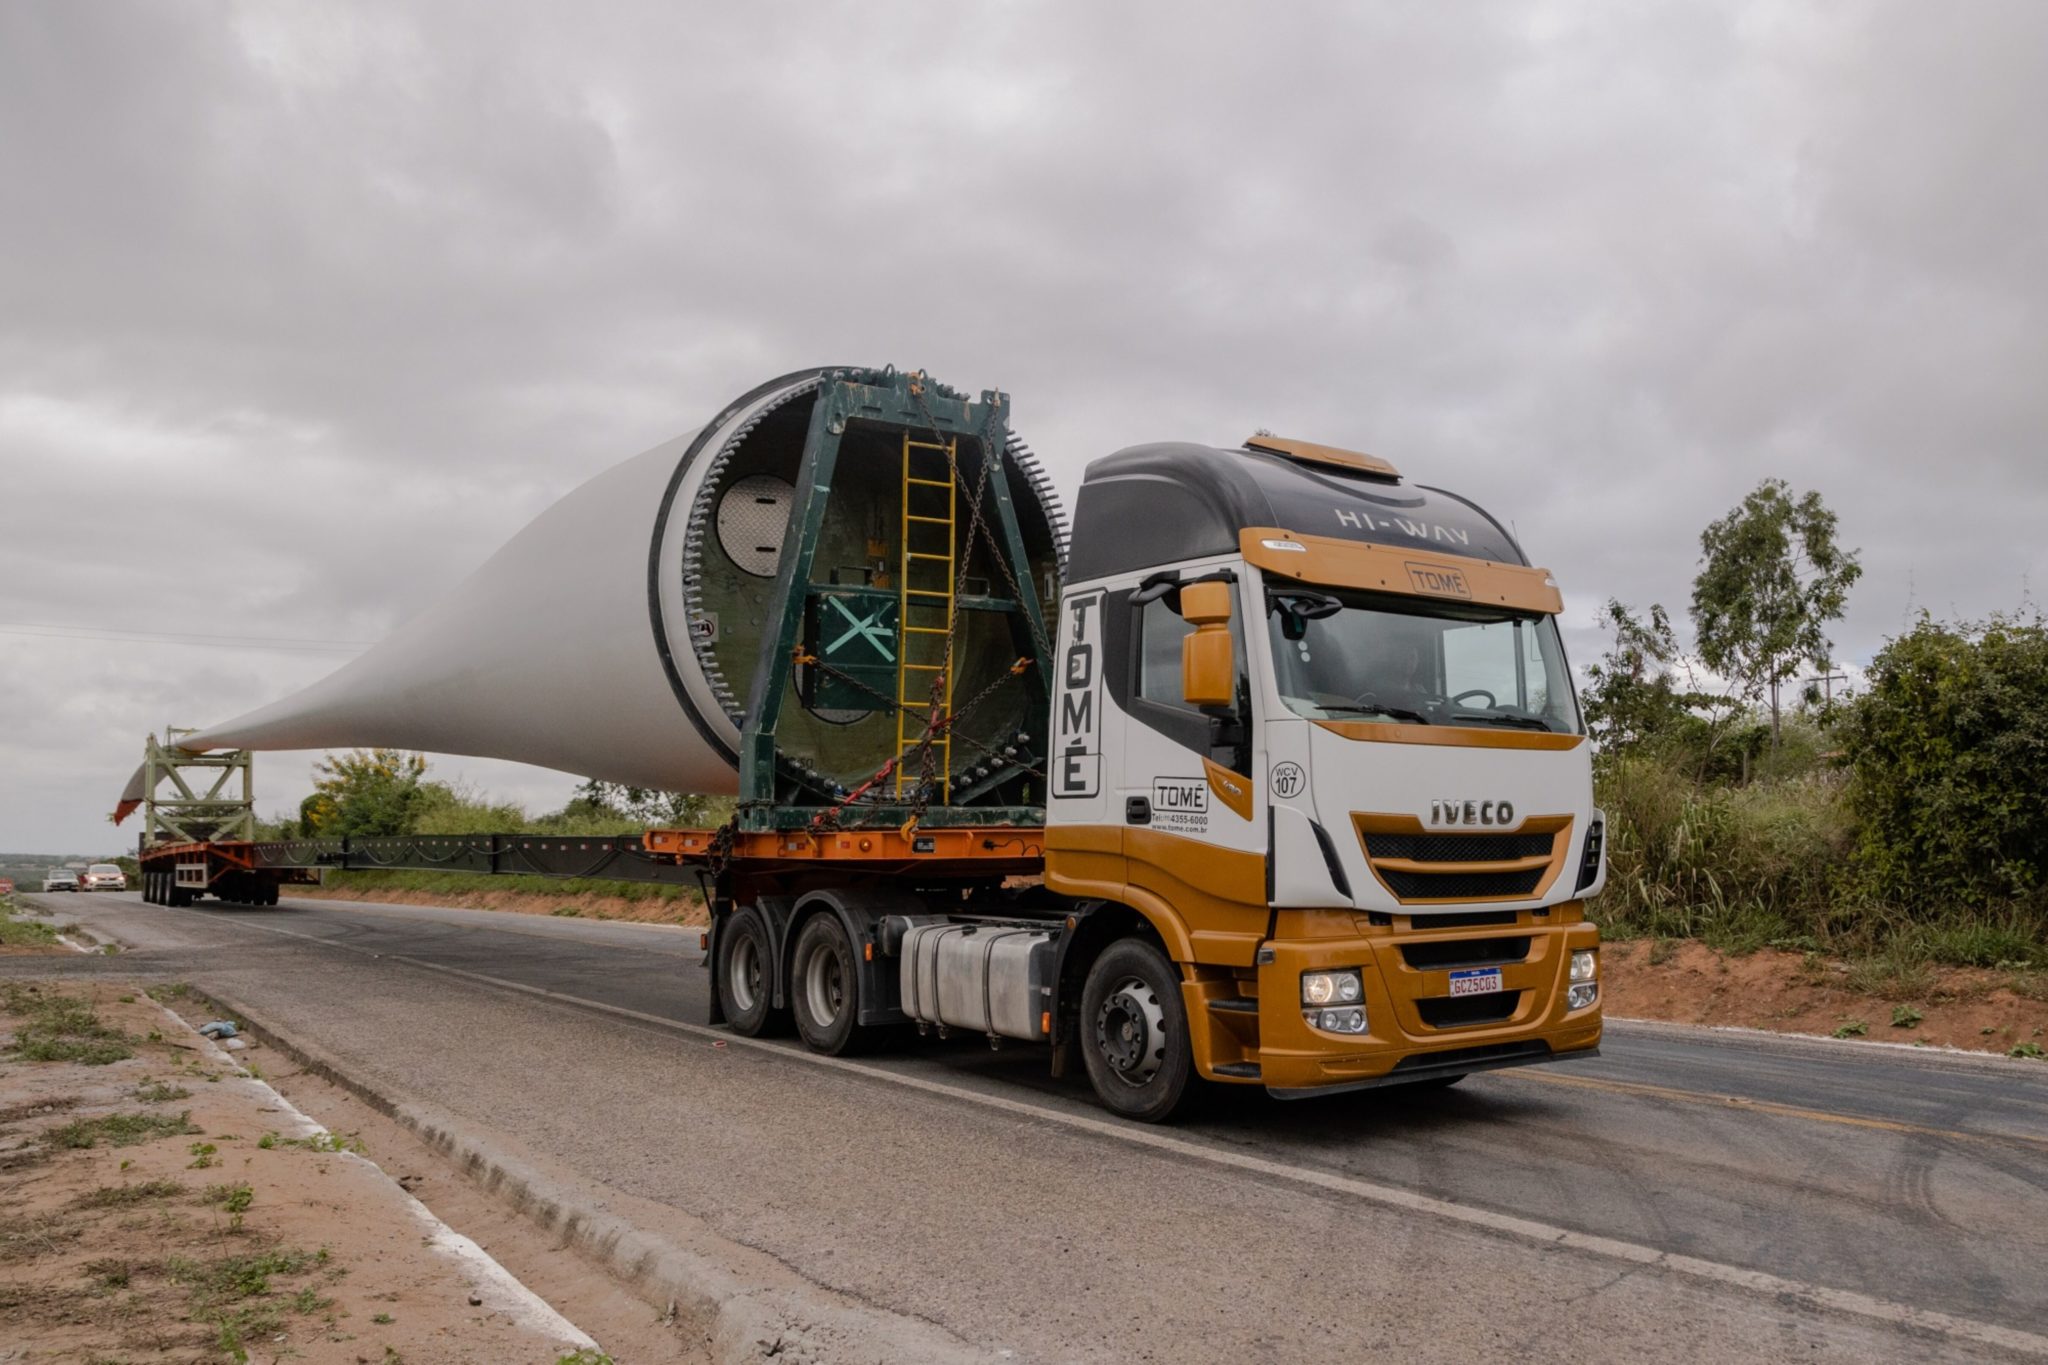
[
  {"x1": 1079, "y1": 939, "x2": 1199, "y2": 1123},
  {"x1": 716, "y1": 907, "x2": 784, "y2": 1037},
  {"x1": 789, "y1": 913, "x2": 872, "y2": 1056}
]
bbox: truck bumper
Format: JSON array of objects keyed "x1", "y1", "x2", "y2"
[{"x1": 1219, "y1": 916, "x2": 1604, "y2": 1095}]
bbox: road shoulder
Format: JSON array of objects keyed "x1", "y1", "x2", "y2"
[{"x1": 0, "y1": 977, "x2": 605, "y2": 1363}]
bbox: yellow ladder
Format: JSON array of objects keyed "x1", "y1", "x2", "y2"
[{"x1": 895, "y1": 434, "x2": 958, "y2": 798}]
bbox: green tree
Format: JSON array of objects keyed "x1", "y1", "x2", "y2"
[
  {"x1": 1690, "y1": 479, "x2": 1862, "y2": 746},
  {"x1": 1841, "y1": 613, "x2": 2048, "y2": 910},
  {"x1": 570, "y1": 779, "x2": 727, "y2": 829},
  {"x1": 307, "y1": 749, "x2": 430, "y2": 837},
  {"x1": 1582, "y1": 600, "x2": 1700, "y2": 749}
]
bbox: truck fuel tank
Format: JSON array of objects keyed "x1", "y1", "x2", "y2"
[{"x1": 898, "y1": 921, "x2": 1055, "y2": 1043}]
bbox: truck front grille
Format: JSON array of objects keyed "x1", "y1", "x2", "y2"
[
  {"x1": 1363, "y1": 832, "x2": 1556, "y2": 863},
  {"x1": 1381, "y1": 868, "x2": 1546, "y2": 900},
  {"x1": 1353, "y1": 815, "x2": 1572, "y2": 905},
  {"x1": 1417, "y1": 991, "x2": 1523, "y2": 1028}
]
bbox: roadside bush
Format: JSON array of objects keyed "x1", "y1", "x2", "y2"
[
  {"x1": 1840, "y1": 614, "x2": 2048, "y2": 911},
  {"x1": 1593, "y1": 750, "x2": 1853, "y2": 946}
]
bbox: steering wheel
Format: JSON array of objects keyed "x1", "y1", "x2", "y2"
[{"x1": 1451, "y1": 688, "x2": 1497, "y2": 709}]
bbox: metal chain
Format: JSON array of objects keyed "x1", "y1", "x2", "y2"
[{"x1": 794, "y1": 645, "x2": 1046, "y2": 832}]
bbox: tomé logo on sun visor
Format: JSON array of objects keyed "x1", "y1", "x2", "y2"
[{"x1": 1404, "y1": 561, "x2": 1472, "y2": 599}]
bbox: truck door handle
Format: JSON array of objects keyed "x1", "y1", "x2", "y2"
[{"x1": 1125, "y1": 797, "x2": 1152, "y2": 825}]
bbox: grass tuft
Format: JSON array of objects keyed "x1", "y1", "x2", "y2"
[
  {"x1": 0, "y1": 914, "x2": 59, "y2": 948},
  {"x1": 72, "y1": 1180, "x2": 184, "y2": 1209},
  {"x1": 3, "y1": 986, "x2": 134, "y2": 1065},
  {"x1": 47, "y1": 1111, "x2": 201, "y2": 1150},
  {"x1": 133, "y1": 1081, "x2": 192, "y2": 1103}
]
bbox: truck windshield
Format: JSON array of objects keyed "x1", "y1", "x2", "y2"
[{"x1": 1266, "y1": 587, "x2": 1583, "y2": 734}]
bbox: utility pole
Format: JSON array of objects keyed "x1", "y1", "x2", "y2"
[{"x1": 1805, "y1": 670, "x2": 1849, "y2": 706}]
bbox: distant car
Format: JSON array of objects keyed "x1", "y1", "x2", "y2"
[
  {"x1": 41, "y1": 869, "x2": 80, "y2": 892},
  {"x1": 80, "y1": 863, "x2": 127, "y2": 892}
]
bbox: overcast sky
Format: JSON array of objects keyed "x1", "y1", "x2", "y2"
[{"x1": 4, "y1": 2, "x2": 2044, "y2": 853}]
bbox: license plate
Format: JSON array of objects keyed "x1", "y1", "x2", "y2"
[{"x1": 1448, "y1": 968, "x2": 1504, "y2": 997}]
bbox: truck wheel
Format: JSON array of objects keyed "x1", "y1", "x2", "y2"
[
  {"x1": 716, "y1": 907, "x2": 785, "y2": 1037},
  {"x1": 790, "y1": 913, "x2": 872, "y2": 1056},
  {"x1": 1080, "y1": 939, "x2": 1199, "y2": 1123}
]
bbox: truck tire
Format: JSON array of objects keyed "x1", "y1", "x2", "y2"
[
  {"x1": 716, "y1": 907, "x2": 785, "y2": 1037},
  {"x1": 1079, "y1": 939, "x2": 1200, "y2": 1123},
  {"x1": 789, "y1": 913, "x2": 874, "y2": 1056}
]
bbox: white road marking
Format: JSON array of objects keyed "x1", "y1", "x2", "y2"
[{"x1": 174, "y1": 903, "x2": 2048, "y2": 1360}]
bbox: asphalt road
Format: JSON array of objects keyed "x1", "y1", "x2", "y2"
[{"x1": 12, "y1": 889, "x2": 2048, "y2": 1363}]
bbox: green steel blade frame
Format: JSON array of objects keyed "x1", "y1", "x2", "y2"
[
  {"x1": 737, "y1": 369, "x2": 1054, "y2": 831},
  {"x1": 142, "y1": 729, "x2": 256, "y2": 846}
]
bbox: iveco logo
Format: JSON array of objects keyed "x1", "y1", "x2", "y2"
[{"x1": 1429, "y1": 799, "x2": 1515, "y2": 827}]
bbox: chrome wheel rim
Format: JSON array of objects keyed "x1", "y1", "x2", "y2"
[
  {"x1": 802, "y1": 942, "x2": 846, "y2": 1028},
  {"x1": 1094, "y1": 975, "x2": 1166, "y2": 1085},
  {"x1": 729, "y1": 932, "x2": 762, "y2": 1014}
]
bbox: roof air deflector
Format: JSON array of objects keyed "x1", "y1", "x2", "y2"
[{"x1": 1245, "y1": 434, "x2": 1400, "y2": 482}]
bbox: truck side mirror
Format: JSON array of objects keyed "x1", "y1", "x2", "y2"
[{"x1": 1179, "y1": 581, "x2": 1236, "y2": 709}]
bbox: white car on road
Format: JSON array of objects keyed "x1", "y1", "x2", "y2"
[
  {"x1": 41, "y1": 869, "x2": 80, "y2": 892},
  {"x1": 80, "y1": 863, "x2": 127, "y2": 892}
]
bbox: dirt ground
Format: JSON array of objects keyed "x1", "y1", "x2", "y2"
[
  {"x1": 0, "y1": 980, "x2": 604, "y2": 1363},
  {"x1": 1601, "y1": 938, "x2": 2048, "y2": 1056},
  {"x1": 294, "y1": 884, "x2": 706, "y2": 927},
  {"x1": 151, "y1": 998, "x2": 708, "y2": 1365}
]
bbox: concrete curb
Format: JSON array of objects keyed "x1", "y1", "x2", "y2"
[{"x1": 190, "y1": 984, "x2": 997, "y2": 1365}]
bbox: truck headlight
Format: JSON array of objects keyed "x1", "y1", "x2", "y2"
[
  {"x1": 1568, "y1": 982, "x2": 1598, "y2": 1010},
  {"x1": 1301, "y1": 970, "x2": 1363, "y2": 1006},
  {"x1": 1308, "y1": 1006, "x2": 1369, "y2": 1035},
  {"x1": 1569, "y1": 950, "x2": 1597, "y2": 983}
]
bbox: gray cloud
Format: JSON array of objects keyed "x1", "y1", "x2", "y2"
[{"x1": 3, "y1": 2, "x2": 2043, "y2": 851}]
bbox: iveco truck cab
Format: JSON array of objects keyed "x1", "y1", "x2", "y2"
[{"x1": 1039, "y1": 434, "x2": 1604, "y2": 1118}]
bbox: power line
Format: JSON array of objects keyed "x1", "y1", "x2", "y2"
[{"x1": 0, "y1": 621, "x2": 373, "y2": 654}]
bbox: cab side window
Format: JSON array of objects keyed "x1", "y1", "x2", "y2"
[
  {"x1": 1137, "y1": 602, "x2": 1198, "y2": 713},
  {"x1": 1131, "y1": 592, "x2": 1251, "y2": 775}
]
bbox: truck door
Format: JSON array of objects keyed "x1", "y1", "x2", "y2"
[{"x1": 1117, "y1": 575, "x2": 1268, "y2": 967}]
